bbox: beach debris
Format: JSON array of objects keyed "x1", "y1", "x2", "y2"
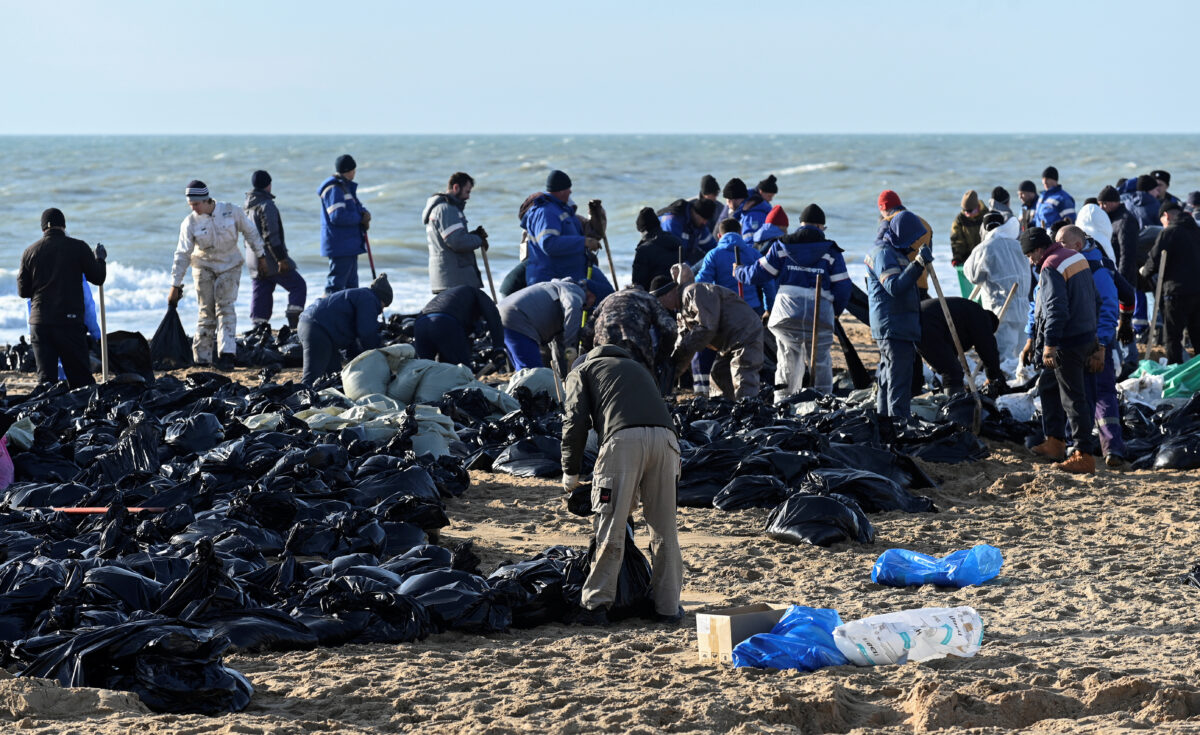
[{"x1": 871, "y1": 544, "x2": 1004, "y2": 588}]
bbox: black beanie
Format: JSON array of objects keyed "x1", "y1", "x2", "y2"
[
  {"x1": 1098, "y1": 185, "x2": 1120, "y2": 203},
  {"x1": 335, "y1": 154, "x2": 356, "y2": 174},
  {"x1": 757, "y1": 174, "x2": 778, "y2": 194},
  {"x1": 1042, "y1": 166, "x2": 1059, "y2": 181},
  {"x1": 1137, "y1": 174, "x2": 1157, "y2": 192},
  {"x1": 692, "y1": 198, "x2": 717, "y2": 220},
  {"x1": 1018, "y1": 180, "x2": 1036, "y2": 194},
  {"x1": 1020, "y1": 227, "x2": 1052, "y2": 254},
  {"x1": 700, "y1": 174, "x2": 720, "y2": 197},
  {"x1": 1151, "y1": 169, "x2": 1171, "y2": 185},
  {"x1": 991, "y1": 186, "x2": 1010, "y2": 204},
  {"x1": 545, "y1": 169, "x2": 572, "y2": 193},
  {"x1": 1159, "y1": 200, "x2": 1182, "y2": 218},
  {"x1": 800, "y1": 203, "x2": 825, "y2": 225},
  {"x1": 1084, "y1": 197, "x2": 1099, "y2": 206},
  {"x1": 722, "y1": 177, "x2": 748, "y2": 200},
  {"x1": 370, "y1": 273, "x2": 393, "y2": 307},
  {"x1": 982, "y1": 211, "x2": 1005, "y2": 232},
  {"x1": 251, "y1": 170, "x2": 272, "y2": 189},
  {"x1": 635, "y1": 206, "x2": 660, "y2": 234},
  {"x1": 40, "y1": 207, "x2": 66, "y2": 230}
]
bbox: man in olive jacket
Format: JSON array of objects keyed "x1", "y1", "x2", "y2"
[{"x1": 561, "y1": 345, "x2": 682, "y2": 625}]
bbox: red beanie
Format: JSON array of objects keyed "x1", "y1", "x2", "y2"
[
  {"x1": 878, "y1": 190, "x2": 902, "y2": 211},
  {"x1": 765, "y1": 205, "x2": 788, "y2": 229}
]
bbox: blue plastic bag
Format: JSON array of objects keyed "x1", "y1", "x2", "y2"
[
  {"x1": 871, "y1": 544, "x2": 1003, "y2": 588},
  {"x1": 731, "y1": 605, "x2": 849, "y2": 671}
]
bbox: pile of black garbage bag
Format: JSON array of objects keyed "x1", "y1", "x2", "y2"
[{"x1": 0, "y1": 372, "x2": 653, "y2": 714}]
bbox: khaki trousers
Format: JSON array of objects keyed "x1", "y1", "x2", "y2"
[{"x1": 581, "y1": 426, "x2": 682, "y2": 616}]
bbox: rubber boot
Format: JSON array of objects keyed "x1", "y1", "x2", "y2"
[
  {"x1": 1055, "y1": 450, "x2": 1096, "y2": 475},
  {"x1": 1031, "y1": 436, "x2": 1067, "y2": 462},
  {"x1": 286, "y1": 309, "x2": 301, "y2": 330}
]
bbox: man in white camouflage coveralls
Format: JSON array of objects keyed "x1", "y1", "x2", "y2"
[{"x1": 169, "y1": 180, "x2": 267, "y2": 371}]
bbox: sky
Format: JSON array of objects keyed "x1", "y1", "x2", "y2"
[{"x1": 3, "y1": 0, "x2": 1198, "y2": 135}]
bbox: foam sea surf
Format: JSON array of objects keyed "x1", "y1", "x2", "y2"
[{"x1": 3, "y1": 134, "x2": 1198, "y2": 344}]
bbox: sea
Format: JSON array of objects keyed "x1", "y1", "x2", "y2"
[{"x1": 3, "y1": 134, "x2": 1199, "y2": 345}]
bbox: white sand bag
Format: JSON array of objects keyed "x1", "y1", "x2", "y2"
[
  {"x1": 505, "y1": 368, "x2": 559, "y2": 399},
  {"x1": 833, "y1": 605, "x2": 983, "y2": 666}
]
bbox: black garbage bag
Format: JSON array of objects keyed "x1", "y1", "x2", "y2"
[
  {"x1": 822, "y1": 442, "x2": 937, "y2": 490},
  {"x1": 10, "y1": 450, "x2": 80, "y2": 484},
  {"x1": 17, "y1": 617, "x2": 253, "y2": 714},
  {"x1": 491, "y1": 436, "x2": 562, "y2": 478},
  {"x1": 314, "y1": 577, "x2": 433, "y2": 643},
  {"x1": 376, "y1": 495, "x2": 450, "y2": 530},
  {"x1": 81, "y1": 565, "x2": 165, "y2": 612},
  {"x1": 157, "y1": 539, "x2": 250, "y2": 618},
  {"x1": 676, "y1": 438, "x2": 750, "y2": 507},
  {"x1": 106, "y1": 331, "x2": 154, "y2": 381},
  {"x1": 1182, "y1": 564, "x2": 1200, "y2": 589},
  {"x1": 575, "y1": 524, "x2": 653, "y2": 621},
  {"x1": 1154, "y1": 434, "x2": 1200, "y2": 470},
  {"x1": 488, "y1": 558, "x2": 569, "y2": 627},
  {"x1": 764, "y1": 493, "x2": 875, "y2": 547},
  {"x1": 896, "y1": 425, "x2": 989, "y2": 464},
  {"x1": 398, "y1": 569, "x2": 512, "y2": 633},
  {"x1": 165, "y1": 413, "x2": 225, "y2": 455},
  {"x1": 567, "y1": 483, "x2": 592, "y2": 517},
  {"x1": 150, "y1": 305, "x2": 192, "y2": 369},
  {"x1": 799, "y1": 468, "x2": 936, "y2": 514},
  {"x1": 713, "y1": 475, "x2": 789, "y2": 511},
  {"x1": 195, "y1": 607, "x2": 319, "y2": 653}
]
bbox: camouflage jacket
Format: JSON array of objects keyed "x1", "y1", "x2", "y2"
[{"x1": 580, "y1": 286, "x2": 677, "y2": 370}]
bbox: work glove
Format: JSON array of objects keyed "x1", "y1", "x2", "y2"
[
  {"x1": 278, "y1": 257, "x2": 295, "y2": 274},
  {"x1": 257, "y1": 256, "x2": 269, "y2": 275},
  {"x1": 1087, "y1": 345, "x2": 1106, "y2": 373},
  {"x1": 1042, "y1": 345, "x2": 1059, "y2": 370},
  {"x1": 360, "y1": 210, "x2": 371, "y2": 231},
  {"x1": 94, "y1": 243, "x2": 107, "y2": 262},
  {"x1": 585, "y1": 237, "x2": 602, "y2": 253},
  {"x1": 564, "y1": 346, "x2": 579, "y2": 364},
  {"x1": 562, "y1": 474, "x2": 580, "y2": 493},
  {"x1": 983, "y1": 377, "x2": 1008, "y2": 399},
  {"x1": 916, "y1": 246, "x2": 934, "y2": 267},
  {"x1": 1019, "y1": 338, "x2": 1035, "y2": 366},
  {"x1": 167, "y1": 285, "x2": 184, "y2": 307},
  {"x1": 1117, "y1": 313, "x2": 1134, "y2": 345},
  {"x1": 473, "y1": 225, "x2": 488, "y2": 240}
]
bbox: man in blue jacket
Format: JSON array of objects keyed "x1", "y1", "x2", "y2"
[
  {"x1": 1021, "y1": 227, "x2": 1100, "y2": 475},
  {"x1": 1035, "y1": 166, "x2": 1076, "y2": 230},
  {"x1": 298, "y1": 274, "x2": 391, "y2": 385},
  {"x1": 658, "y1": 197, "x2": 716, "y2": 264},
  {"x1": 696, "y1": 219, "x2": 776, "y2": 314},
  {"x1": 865, "y1": 210, "x2": 931, "y2": 420},
  {"x1": 722, "y1": 178, "x2": 772, "y2": 239},
  {"x1": 736, "y1": 203, "x2": 849, "y2": 398},
  {"x1": 319, "y1": 154, "x2": 371, "y2": 294},
  {"x1": 520, "y1": 170, "x2": 603, "y2": 285},
  {"x1": 1056, "y1": 225, "x2": 1127, "y2": 468}
]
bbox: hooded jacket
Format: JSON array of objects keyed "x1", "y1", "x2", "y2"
[
  {"x1": 424, "y1": 192, "x2": 484, "y2": 292},
  {"x1": 497, "y1": 278, "x2": 586, "y2": 349},
  {"x1": 750, "y1": 223, "x2": 786, "y2": 254},
  {"x1": 520, "y1": 193, "x2": 590, "y2": 284},
  {"x1": 171, "y1": 201, "x2": 266, "y2": 286},
  {"x1": 695, "y1": 232, "x2": 777, "y2": 312},
  {"x1": 877, "y1": 207, "x2": 933, "y2": 291},
  {"x1": 318, "y1": 175, "x2": 367, "y2": 258},
  {"x1": 560, "y1": 344, "x2": 675, "y2": 476},
  {"x1": 733, "y1": 194, "x2": 772, "y2": 239},
  {"x1": 1080, "y1": 244, "x2": 1119, "y2": 347},
  {"x1": 1035, "y1": 184, "x2": 1076, "y2": 229},
  {"x1": 245, "y1": 188, "x2": 289, "y2": 277},
  {"x1": 658, "y1": 198, "x2": 715, "y2": 263},
  {"x1": 865, "y1": 211, "x2": 926, "y2": 342},
  {"x1": 736, "y1": 225, "x2": 850, "y2": 326},
  {"x1": 962, "y1": 217, "x2": 1031, "y2": 333}
]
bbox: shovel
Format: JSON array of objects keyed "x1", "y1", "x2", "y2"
[
  {"x1": 926, "y1": 262, "x2": 982, "y2": 434},
  {"x1": 97, "y1": 242, "x2": 109, "y2": 384}
]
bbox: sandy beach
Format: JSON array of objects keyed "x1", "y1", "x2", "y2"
[{"x1": 3, "y1": 339, "x2": 1199, "y2": 734}]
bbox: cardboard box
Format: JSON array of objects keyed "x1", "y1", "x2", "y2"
[{"x1": 695, "y1": 603, "x2": 790, "y2": 663}]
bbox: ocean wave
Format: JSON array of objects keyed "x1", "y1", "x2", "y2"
[{"x1": 776, "y1": 162, "x2": 848, "y2": 176}]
